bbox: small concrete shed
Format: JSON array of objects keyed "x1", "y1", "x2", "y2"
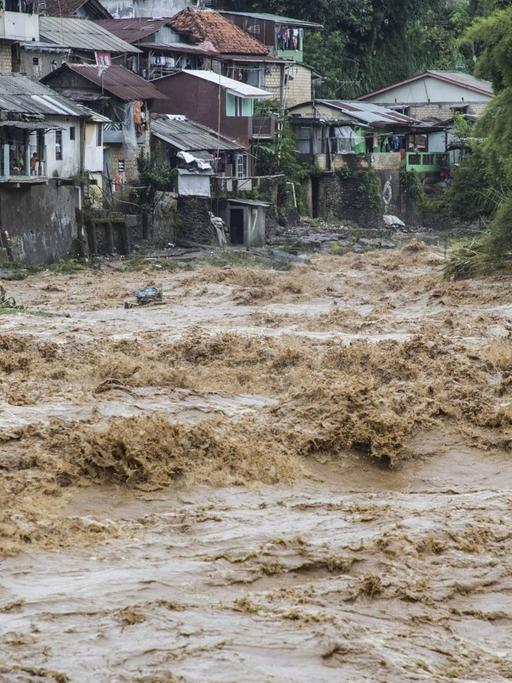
[{"x1": 225, "y1": 198, "x2": 269, "y2": 247}]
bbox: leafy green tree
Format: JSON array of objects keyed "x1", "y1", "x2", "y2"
[{"x1": 445, "y1": 5, "x2": 512, "y2": 275}]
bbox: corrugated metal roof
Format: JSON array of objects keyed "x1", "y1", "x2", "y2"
[
  {"x1": 151, "y1": 115, "x2": 243, "y2": 152},
  {"x1": 358, "y1": 70, "x2": 494, "y2": 101},
  {"x1": 0, "y1": 120, "x2": 63, "y2": 130},
  {"x1": 0, "y1": 73, "x2": 92, "y2": 118},
  {"x1": 164, "y1": 69, "x2": 271, "y2": 98},
  {"x1": 47, "y1": 64, "x2": 164, "y2": 101},
  {"x1": 39, "y1": 16, "x2": 140, "y2": 53},
  {"x1": 317, "y1": 100, "x2": 420, "y2": 127},
  {"x1": 95, "y1": 17, "x2": 172, "y2": 43},
  {"x1": 221, "y1": 11, "x2": 323, "y2": 29}
]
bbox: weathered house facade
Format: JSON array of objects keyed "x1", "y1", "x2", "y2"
[
  {"x1": 15, "y1": 16, "x2": 140, "y2": 79},
  {"x1": 358, "y1": 71, "x2": 493, "y2": 124},
  {"x1": 151, "y1": 69, "x2": 272, "y2": 149},
  {"x1": 42, "y1": 63, "x2": 163, "y2": 188},
  {"x1": 0, "y1": 0, "x2": 40, "y2": 74},
  {"x1": 151, "y1": 114, "x2": 250, "y2": 195},
  {"x1": 0, "y1": 73, "x2": 108, "y2": 262},
  {"x1": 94, "y1": 17, "x2": 214, "y2": 79},
  {"x1": 288, "y1": 99, "x2": 436, "y2": 221}
]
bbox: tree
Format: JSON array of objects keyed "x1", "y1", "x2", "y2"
[{"x1": 445, "y1": 4, "x2": 512, "y2": 275}]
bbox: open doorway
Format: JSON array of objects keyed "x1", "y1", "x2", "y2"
[
  {"x1": 311, "y1": 177, "x2": 320, "y2": 218},
  {"x1": 230, "y1": 207, "x2": 245, "y2": 244}
]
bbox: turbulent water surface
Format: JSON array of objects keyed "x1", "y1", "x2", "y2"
[{"x1": 1, "y1": 244, "x2": 512, "y2": 682}]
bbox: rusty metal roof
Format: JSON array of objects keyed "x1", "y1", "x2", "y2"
[
  {"x1": 39, "y1": 16, "x2": 140, "y2": 53},
  {"x1": 95, "y1": 18, "x2": 173, "y2": 44},
  {"x1": 44, "y1": 64, "x2": 164, "y2": 101},
  {"x1": 289, "y1": 100, "x2": 421, "y2": 127},
  {"x1": 170, "y1": 8, "x2": 269, "y2": 55},
  {"x1": 151, "y1": 115, "x2": 243, "y2": 152}
]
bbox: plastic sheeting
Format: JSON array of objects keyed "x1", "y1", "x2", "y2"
[
  {"x1": 177, "y1": 171, "x2": 211, "y2": 198},
  {"x1": 333, "y1": 126, "x2": 365, "y2": 154}
]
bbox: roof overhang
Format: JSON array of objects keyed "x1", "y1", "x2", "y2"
[{"x1": 0, "y1": 120, "x2": 63, "y2": 130}]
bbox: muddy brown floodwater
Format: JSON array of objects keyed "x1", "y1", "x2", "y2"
[{"x1": 1, "y1": 243, "x2": 512, "y2": 682}]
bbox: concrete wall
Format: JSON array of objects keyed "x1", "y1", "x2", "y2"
[
  {"x1": 0, "y1": 40, "x2": 12, "y2": 73},
  {"x1": 407, "y1": 102, "x2": 489, "y2": 120},
  {"x1": 101, "y1": 0, "x2": 191, "y2": 18},
  {"x1": 0, "y1": 181, "x2": 80, "y2": 264},
  {"x1": 42, "y1": 120, "x2": 82, "y2": 178},
  {"x1": 315, "y1": 173, "x2": 382, "y2": 228},
  {"x1": 264, "y1": 64, "x2": 283, "y2": 103},
  {"x1": 19, "y1": 47, "x2": 69, "y2": 79},
  {"x1": 284, "y1": 64, "x2": 312, "y2": 108}
]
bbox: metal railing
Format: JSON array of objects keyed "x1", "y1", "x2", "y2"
[{"x1": 251, "y1": 116, "x2": 276, "y2": 140}]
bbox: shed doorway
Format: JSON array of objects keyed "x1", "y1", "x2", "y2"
[{"x1": 230, "y1": 207, "x2": 245, "y2": 244}]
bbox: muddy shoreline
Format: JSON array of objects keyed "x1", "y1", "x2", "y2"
[{"x1": 1, "y1": 243, "x2": 512, "y2": 681}]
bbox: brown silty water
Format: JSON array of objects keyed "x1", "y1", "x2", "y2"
[{"x1": 1, "y1": 243, "x2": 512, "y2": 682}]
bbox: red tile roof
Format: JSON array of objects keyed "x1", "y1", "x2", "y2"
[{"x1": 169, "y1": 8, "x2": 269, "y2": 56}]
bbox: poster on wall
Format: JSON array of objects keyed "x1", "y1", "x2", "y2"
[{"x1": 95, "y1": 51, "x2": 112, "y2": 66}]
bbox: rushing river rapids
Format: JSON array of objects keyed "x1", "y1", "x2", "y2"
[{"x1": 1, "y1": 243, "x2": 512, "y2": 681}]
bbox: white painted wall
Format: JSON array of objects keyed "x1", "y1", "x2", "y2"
[
  {"x1": 363, "y1": 77, "x2": 492, "y2": 105},
  {"x1": 28, "y1": 118, "x2": 104, "y2": 179},
  {"x1": 84, "y1": 122, "x2": 104, "y2": 173},
  {"x1": 44, "y1": 121, "x2": 81, "y2": 178}
]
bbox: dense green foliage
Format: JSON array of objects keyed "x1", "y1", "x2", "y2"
[
  {"x1": 444, "y1": 4, "x2": 512, "y2": 275},
  {"x1": 135, "y1": 151, "x2": 177, "y2": 213},
  {"x1": 216, "y1": 0, "x2": 510, "y2": 97}
]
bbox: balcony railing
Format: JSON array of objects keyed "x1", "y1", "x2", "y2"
[
  {"x1": 251, "y1": 116, "x2": 276, "y2": 140},
  {"x1": 103, "y1": 122, "x2": 125, "y2": 145},
  {"x1": 0, "y1": 10, "x2": 39, "y2": 41}
]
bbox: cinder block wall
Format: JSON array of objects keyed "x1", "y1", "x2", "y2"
[{"x1": 0, "y1": 41, "x2": 12, "y2": 73}]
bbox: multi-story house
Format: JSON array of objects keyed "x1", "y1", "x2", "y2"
[
  {"x1": 220, "y1": 10, "x2": 323, "y2": 108},
  {"x1": 0, "y1": 73, "x2": 109, "y2": 262},
  {"x1": 0, "y1": 0, "x2": 40, "y2": 74},
  {"x1": 150, "y1": 69, "x2": 273, "y2": 149},
  {"x1": 41, "y1": 63, "x2": 164, "y2": 187}
]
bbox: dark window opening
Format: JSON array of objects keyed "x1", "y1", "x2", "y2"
[
  {"x1": 55, "y1": 130, "x2": 62, "y2": 161},
  {"x1": 32, "y1": 57, "x2": 39, "y2": 66},
  {"x1": 69, "y1": 126, "x2": 75, "y2": 141}
]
